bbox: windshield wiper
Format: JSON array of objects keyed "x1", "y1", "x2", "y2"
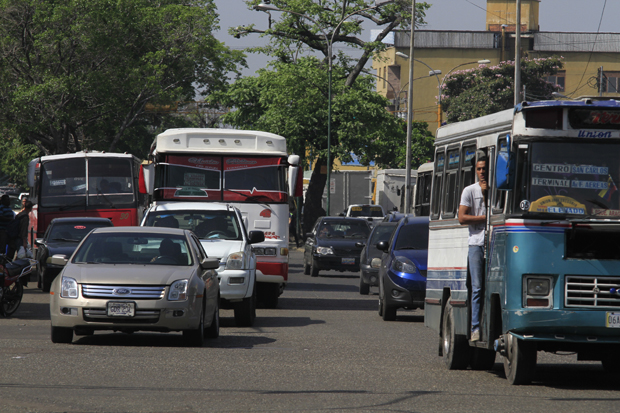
[
  {"x1": 51, "y1": 237, "x2": 80, "y2": 242},
  {"x1": 397, "y1": 246, "x2": 420, "y2": 250},
  {"x1": 59, "y1": 198, "x2": 87, "y2": 211},
  {"x1": 96, "y1": 189, "x2": 116, "y2": 208}
]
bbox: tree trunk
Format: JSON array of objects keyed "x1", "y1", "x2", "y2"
[{"x1": 302, "y1": 155, "x2": 328, "y2": 238}]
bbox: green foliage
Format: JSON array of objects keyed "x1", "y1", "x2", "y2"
[
  {"x1": 0, "y1": 131, "x2": 39, "y2": 187},
  {"x1": 0, "y1": 0, "x2": 244, "y2": 158},
  {"x1": 213, "y1": 57, "x2": 415, "y2": 169},
  {"x1": 440, "y1": 56, "x2": 564, "y2": 123}
]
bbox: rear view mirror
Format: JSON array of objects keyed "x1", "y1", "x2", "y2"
[
  {"x1": 201, "y1": 258, "x2": 220, "y2": 270},
  {"x1": 50, "y1": 254, "x2": 68, "y2": 266},
  {"x1": 248, "y1": 231, "x2": 265, "y2": 244}
]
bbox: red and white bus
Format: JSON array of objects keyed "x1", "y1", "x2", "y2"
[
  {"x1": 144, "y1": 128, "x2": 302, "y2": 308},
  {"x1": 27, "y1": 151, "x2": 147, "y2": 238}
]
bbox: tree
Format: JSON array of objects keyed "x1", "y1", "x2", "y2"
[
  {"x1": 230, "y1": 0, "x2": 430, "y2": 229},
  {"x1": 0, "y1": 0, "x2": 245, "y2": 158},
  {"x1": 213, "y1": 57, "x2": 417, "y2": 232},
  {"x1": 440, "y1": 57, "x2": 564, "y2": 123}
]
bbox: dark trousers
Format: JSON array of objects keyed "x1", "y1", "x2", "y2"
[{"x1": 0, "y1": 229, "x2": 7, "y2": 256}]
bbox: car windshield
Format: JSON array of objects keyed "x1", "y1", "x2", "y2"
[
  {"x1": 394, "y1": 222, "x2": 429, "y2": 250},
  {"x1": 73, "y1": 233, "x2": 192, "y2": 266},
  {"x1": 349, "y1": 205, "x2": 384, "y2": 218},
  {"x1": 522, "y1": 142, "x2": 620, "y2": 217},
  {"x1": 318, "y1": 220, "x2": 370, "y2": 239},
  {"x1": 369, "y1": 224, "x2": 397, "y2": 245},
  {"x1": 49, "y1": 222, "x2": 111, "y2": 242},
  {"x1": 144, "y1": 210, "x2": 242, "y2": 240}
]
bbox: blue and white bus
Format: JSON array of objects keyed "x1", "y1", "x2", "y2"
[{"x1": 424, "y1": 98, "x2": 620, "y2": 384}]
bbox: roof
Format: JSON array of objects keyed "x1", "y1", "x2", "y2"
[
  {"x1": 91, "y1": 226, "x2": 189, "y2": 236},
  {"x1": 50, "y1": 217, "x2": 113, "y2": 224},
  {"x1": 149, "y1": 202, "x2": 233, "y2": 212}
]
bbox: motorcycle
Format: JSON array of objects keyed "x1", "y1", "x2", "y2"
[{"x1": 0, "y1": 254, "x2": 36, "y2": 317}]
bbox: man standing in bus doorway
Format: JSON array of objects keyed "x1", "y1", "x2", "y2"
[{"x1": 458, "y1": 152, "x2": 488, "y2": 342}]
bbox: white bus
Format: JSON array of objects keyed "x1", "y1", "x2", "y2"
[{"x1": 143, "y1": 129, "x2": 302, "y2": 308}]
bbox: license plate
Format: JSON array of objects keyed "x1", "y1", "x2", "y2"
[
  {"x1": 606, "y1": 312, "x2": 620, "y2": 328},
  {"x1": 107, "y1": 302, "x2": 135, "y2": 317},
  {"x1": 342, "y1": 258, "x2": 355, "y2": 265}
]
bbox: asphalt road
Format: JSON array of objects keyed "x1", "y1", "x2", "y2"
[{"x1": 1, "y1": 247, "x2": 619, "y2": 412}]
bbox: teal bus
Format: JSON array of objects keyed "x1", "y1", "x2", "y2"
[{"x1": 424, "y1": 99, "x2": 620, "y2": 384}]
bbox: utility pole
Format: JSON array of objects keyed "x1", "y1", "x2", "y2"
[
  {"x1": 514, "y1": 0, "x2": 522, "y2": 106},
  {"x1": 404, "y1": 0, "x2": 415, "y2": 214}
]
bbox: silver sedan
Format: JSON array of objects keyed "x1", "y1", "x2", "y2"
[{"x1": 49, "y1": 226, "x2": 220, "y2": 346}]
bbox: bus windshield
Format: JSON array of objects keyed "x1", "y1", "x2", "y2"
[
  {"x1": 154, "y1": 155, "x2": 287, "y2": 203},
  {"x1": 522, "y1": 142, "x2": 620, "y2": 218},
  {"x1": 40, "y1": 157, "x2": 135, "y2": 208}
]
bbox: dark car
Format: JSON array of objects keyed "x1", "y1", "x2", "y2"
[
  {"x1": 303, "y1": 217, "x2": 371, "y2": 277},
  {"x1": 377, "y1": 216, "x2": 429, "y2": 321},
  {"x1": 382, "y1": 212, "x2": 412, "y2": 222},
  {"x1": 35, "y1": 217, "x2": 113, "y2": 292},
  {"x1": 358, "y1": 222, "x2": 398, "y2": 295}
]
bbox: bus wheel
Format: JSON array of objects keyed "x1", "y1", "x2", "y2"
[
  {"x1": 502, "y1": 334, "x2": 537, "y2": 385},
  {"x1": 441, "y1": 298, "x2": 470, "y2": 370},
  {"x1": 469, "y1": 347, "x2": 497, "y2": 370}
]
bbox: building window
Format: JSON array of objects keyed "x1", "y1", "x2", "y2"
[
  {"x1": 545, "y1": 71, "x2": 565, "y2": 91},
  {"x1": 602, "y1": 72, "x2": 620, "y2": 93}
]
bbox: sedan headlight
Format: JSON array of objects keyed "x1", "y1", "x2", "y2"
[
  {"x1": 316, "y1": 246, "x2": 334, "y2": 255},
  {"x1": 391, "y1": 256, "x2": 416, "y2": 274},
  {"x1": 226, "y1": 251, "x2": 245, "y2": 270},
  {"x1": 168, "y1": 279, "x2": 189, "y2": 301},
  {"x1": 60, "y1": 276, "x2": 78, "y2": 299}
]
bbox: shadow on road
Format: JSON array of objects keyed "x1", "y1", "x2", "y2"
[
  {"x1": 277, "y1": 296, "x2": 377, "y2": 311},
  {"x1": 285, "y1": 282, "x2": 359, "y2": 293},
  {"x1": 219, "y1": 314, "x2": 325, "y2": 328}
]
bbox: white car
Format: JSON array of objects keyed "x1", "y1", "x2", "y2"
[
  {"x1": 141, "y1": 203, "x2": 264, "y2": 326},
  {"x1": 343, "y1": 204, "x2": 385, "y2": 227}
]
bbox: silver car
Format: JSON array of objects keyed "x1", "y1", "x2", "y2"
[{"x1": 49, "y1": 227, "x2": 220, "y2": 346}]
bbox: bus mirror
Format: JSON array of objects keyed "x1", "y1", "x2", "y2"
[
  {"x1": 27, "y1": 158, "x2": 39, "y2": 188},
  {"x1": 139, "y1": 163, "x2": 155, "y2": 195},
  {"x1": 496, "y1": 150, "x2": 515, "y2": 190},
  {"x1": 288, "y1": 163, "x2": 303, "y2": 198}
]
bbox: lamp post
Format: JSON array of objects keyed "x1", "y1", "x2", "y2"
[
  {"x1": 254, "y1": 1, "x2": 391, "y2": 216},
  {"x1": 437, "y1": 59, "x2": 491, "y2": 125},
  {"x1": 395, "y1": 70, "x2": 442, "y2": 115},
  {"x1": 395, "y1": 51, "x2": 442, "y2": 213}
]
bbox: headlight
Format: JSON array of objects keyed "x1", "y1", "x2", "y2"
[
  {"x1": 226, "y1": 251, "x2": 244, "y2": 270},
  {"x1": 168, "y1": 279, "x2": 189, "y2": 301},
  {"x1": 523, "y1": 275, "x2": 554, "y2": 308},
  {"x1": 391, "y1": 256, "x2": 416, "y2": 274},
  {"x1": 60, "y1": 276, "x2": 78, "y2": 299},
  {"x1": 316, "y1": 246, "x2": 334, "y2": 255},
  {"x1": 371, "y1": 258, "x2": 382, "y2": 268},
  {"x1": 527, "y1": 278, "x2": 550, "y2": 295}
]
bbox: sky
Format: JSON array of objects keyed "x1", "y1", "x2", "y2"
[{"x1": 213, "y1": 0, "x2": 620, "y2": 77}]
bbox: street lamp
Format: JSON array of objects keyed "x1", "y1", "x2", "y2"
[
  {"x1": 395, "y1": 51, "x2": 442, "y2": 213},
  {"x1": 254, "y1": 2, "x2": 391, "y2": 216},
  {"x1": 437, "y1": 59, "x2": 491, "y2": 124},
  {"x1": 395, "y1": 70, "x2": 442, "y2": 114}
]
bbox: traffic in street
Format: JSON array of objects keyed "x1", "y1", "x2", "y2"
[{"x1": 0, "y1": 246, "x2": 618, "y2": 413}]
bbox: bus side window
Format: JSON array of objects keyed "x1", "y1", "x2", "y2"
[
  {"x1": 442, "y1": 148, "x2": 460, "y2": 218},
  {"x1": 431, "y1": 151, "x2": 445, "y2": 219},
  {"x1": 459, "y1": 145, "x2": 477, "y2": 217}
]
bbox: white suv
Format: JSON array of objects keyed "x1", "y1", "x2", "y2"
[{"x1": 141, "y1": 202, "x2": 264, "y2": 326}]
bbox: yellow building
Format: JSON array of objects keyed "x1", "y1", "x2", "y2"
[{"x1": 373, "y1": 0, "x2": 620, "y2": 130}]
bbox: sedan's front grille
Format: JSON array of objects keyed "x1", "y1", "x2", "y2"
[
  {"x1": 565, "y1": 275, "x2": 620, "y2": 308},
  {"x1": 82, "y1": 285, "x2": 165, "y2": 300},
  {"x1": 332, "y1": 248, "x2": 362, "y2": 257},
  {"x1": 83, "y1": 308, "x2": 160, "y2": 324}
]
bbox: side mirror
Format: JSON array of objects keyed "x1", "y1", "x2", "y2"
[
  {"x1": 35, "y1": 238, "x2": 44, "y2": 246},
  {"x1": 248, "y1": 230, "x2": 265, "y2": 244},
  {"x1": 496, "y1": 135, "x2": 515, "y2": 190},
  {"x1": 201, "y1": 258, "x2": 220, "y2": 270},
  {"x1": 50, "y1": 254, "x2": 68, "y2": 266},
  {"x1": 376, "y1": 241, "x2": 389, "y2": 252}
]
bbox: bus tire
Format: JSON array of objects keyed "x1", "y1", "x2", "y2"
[
  {"x1": 469, "y1": 347, "x2": 497, "y2": 370},
  {"x1": 441, "y1": 298, "x2": 470, "y2": 370},
  {"x1": 502, "y1": 333, "x2": 537, "y2": 385}
]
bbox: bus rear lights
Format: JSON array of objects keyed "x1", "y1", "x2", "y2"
[
  {"x1": 203, "y1": 139, "x2": 210, "y2": 144},
  {"x1": 228, "y1": 277, "x2": 245, "y2": 285},
  {"x1": 280, "y1": 248, "x2": 288, "y2": 256}
]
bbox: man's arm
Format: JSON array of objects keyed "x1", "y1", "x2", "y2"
[{"x1": 458, "y1": 204, "x2": 486, "y2": 226}]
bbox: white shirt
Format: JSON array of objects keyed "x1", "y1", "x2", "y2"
[{"x1": 460, "y1": 182, "x2": 486, "y2": 246}]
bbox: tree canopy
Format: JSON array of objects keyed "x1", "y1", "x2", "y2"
[
  {"x1": 0, "y1": 0, "x2": 244, "y2": 161},
  {"x1": 440, "y1": 57, "x2": 564, "y2": 123}
]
